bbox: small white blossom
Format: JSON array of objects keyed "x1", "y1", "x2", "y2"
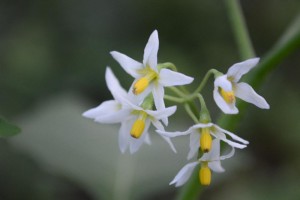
[
  {"x1": 83, "y1": 67, "x2": 177, "y2": 154},
  {"x1": 214, "y1": 58, "x2": 270, "y2": 114},
  {"x1": 170, "y1": 139, "x2": 235, "y2": 187},
  {"x1": 110, "y1": 30, "x2": 194, "y2": 125},
  {"x1": 157, "y1": 122, "x2": 248, "y2": 160}
]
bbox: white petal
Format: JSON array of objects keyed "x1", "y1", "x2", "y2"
[
  {"x1": 220, "y1": 146, "x2": 235, "y2": 160},
  {"x1": 105, "y1": 67, "x2": 130, "y2": 102},
  {"x1": 235, "y1": 82, "x2": 270, "y2": 109},
  {"x1": 82, "y1": 100, "x2": 118, "y2": 119},
  {"x1": 146, "y1": 106, "x2": 177, "y2": 120},
  {"x1": 227, "y1": 57, "x2": 260, "y2": 82},
  {"x1": 214, "y1": 125, "x2": 249, "y2": 144},
  {"x1": 214, "y1": 75, "x2": 232, "y2": 91},
  {"x1": 211, "y1": 131, "x2": 247, "y2": 149},
  {"x1": 145, "y1": 133, "x2": 152, "y2": 145},
  {"x1": 95, "y1": 108, "x2": 131, "y2": 124},
  {"x1": 118, "y1": 121, "x2": 131, "y2": 153},
  {"x1": 152, "y1": 85, "x2": 168, "y2": 125},
  {"x1": 156, "y1": 123, "x2": 213, "y2": 138},
  {"x1": 161, "y1": 135, "x2": 177, "y2": 153},
  {"x1": 159, "y1": 69, "x2": 194, "y2": 87},
  {"x1": 170, "y1": 162, "x2": 199, "y2": 187},
  {"x1": 110, "y1": 51, "x2": 143, "y2": 78},
  {"x1": 209, "y1": 160, "x2": 225, "y2": 173},
  {"x1": 200, "y1": 139, "x2": 219, "y2": 161},
  {"x1": 143, "y1": 30, "x2": 159, "y2": 70},
  {"x1": 151, "y1": 119, "x2": 165, "y2": 131},
  {"x1": 187, "y1": 131, "x2": 200, "y2": 160},
  {"x1": 213, "y1": 87, "x2": 238, "y2": 114},
  {"x1": 129, "y1": 119, "x2": 151, "y2": 154}
]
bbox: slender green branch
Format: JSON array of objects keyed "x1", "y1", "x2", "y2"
[
  {"x1": 193, "y1": 69, "x2": 219, "y2": 95},
  {"x1": 169, "y1": 87, "x2": 187, "y2": 98},
  {"x1": 196, "y1": 94, "x2": 206, "y2": 109},
  {"x1": 184, "y1": 104, "x2": 199, "y2": 124},
  {"x1": 224, "y1": 0, "x2": 255, "y2": 59},
  {"x1": 164, "y1": 95, "x2": 185, "y2": 103}
]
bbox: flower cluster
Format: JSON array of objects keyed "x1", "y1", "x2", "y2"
[{"x1": 83, "y1": 30, "x2": 269, "y2": 187}]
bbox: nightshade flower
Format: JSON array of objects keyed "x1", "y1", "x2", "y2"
[
  {"x1": 83, "y1": 67, "x2": 177, "y2": 154},
  {"x1": 170, "y1": 139, "x2": 235, "y2": 187},
  {"x1": 157, "y1": 122, "x2": 248, "y2": 160},
  {"x1": 110, "y1": 30, "x2": 194, "y2": 125},
  {"x1": 214, "y1": 58, "x2": 270, "y2": 114}
]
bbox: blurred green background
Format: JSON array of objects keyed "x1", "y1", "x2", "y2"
[{"x1": 0, "y1": 0, "x2": 300, "y2": 199}]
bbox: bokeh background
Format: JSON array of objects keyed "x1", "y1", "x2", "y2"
[{"x1": 1, "y1": 0, "x2": 300, "y2": 199}]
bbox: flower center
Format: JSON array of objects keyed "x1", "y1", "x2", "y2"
[
  {"x1": 200, "y1": 128, "x2": 212, "y2": 153},
  {"x1": 199, "y1": 162, "x2": 211, "y2": 186},
  {"x1": 130, "y1": 112, "x2": 147, "y2": 138},
  {"x1": 133, "y1": 68, "x2": 157, "y2": 95},
  {"x1": 220, "y1": 88, "x2": 235, "y2": 104}
]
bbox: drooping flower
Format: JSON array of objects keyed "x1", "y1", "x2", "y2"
[
  {"x1": 170, "y1": 139, "x2": 235, "y2": 187},
  {"x1": 83, "y1": 67, "x2": 177, "y2": 154},
  {"x1": 157, "y1": 122, "x2": 248, "y2": 160},
  {"x1": 110, "y1": 30, "x2": 194, "y2": 125},
  {"x1": 213, "y1": 58, "x2": 270, "y2": 114}
]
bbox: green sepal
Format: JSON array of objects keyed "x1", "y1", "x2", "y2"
[
  {"x1": 141, "y1": 94, "x2": 154, "y2": 110},
  {"x1": 197, "y1": 95, "x2": 211, "y2": 123}
]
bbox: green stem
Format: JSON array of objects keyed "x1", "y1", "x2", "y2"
[
  {"x1": 193, "y1": 69, "x2": 219, "y2": 95},
  {"x1": 184, "y1": 104, "x2": 199, "y2": 124},
  {"x1": 164, "y1": 95, "x2": 185, "y2": 103},
  {"x1": 224, "y1": 0, "x2": 255, "y2": 59},
  {"x1": 169, "y1": 87, "x2": 187, "y2": 98}
]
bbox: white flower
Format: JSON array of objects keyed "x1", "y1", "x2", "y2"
[
  {"x1": 110, "y1": 30, "x2": 194, "y2": 125},
  {"x1": 117, "y1": 97, "x2": 178, "y2": 154},
  {"x1": 157, "y1": 122, "x2": 248, "y2": 160},
  {"x1": 170, "y1": 139, "x2": 235, "y2": 187},
  {"x1": 83, "y1": 67, "x2": 177, "y2": 154},
  {"x1": 214, "y1": 58, "x2": 270, "y2": 114}
]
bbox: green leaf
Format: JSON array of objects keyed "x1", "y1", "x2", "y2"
[{"x1": 0, "y1": 117, "x2": 21, "y2": 137}]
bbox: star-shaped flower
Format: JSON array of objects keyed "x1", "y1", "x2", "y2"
[
  {"x1": 157, "y1": 122, "x2": 248, "y2": 160},
  {"x1": 83, "y1": 67, "x2": 177, "y2": 154},
  {"x1": 170, "y1": 139, "x2": 235, "y2": 187},
  {"x1": 213, "y1": 58, "x2": 270, "y2": 114},
  {"x1": 110, "y1": 30, "x2": 194, "y2": 125}
]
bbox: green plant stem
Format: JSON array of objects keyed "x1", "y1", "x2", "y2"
[
  {"x1": 169, "y1": 87, "x2": 187, "y2": 98},
  {"x1": 176, "y1": 12, "x2": 300, "y2": 200},
  {"x1": 184, "y1": 104, "x2": 199, "y2": 124},
  {"x1": 193, "y1": 69, "x2": 219, "y2": 95},
  {"x1": 224, "y1": 0, "x2": 255, "y2": 59},
  {"x1": 164, "y1": 95, "x2": 185, "y2": 103}
]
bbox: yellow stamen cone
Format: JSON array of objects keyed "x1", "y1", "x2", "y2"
[
  {"x1": 133, "y1": 77, "x2": 149, "y2": 95},
  {"x1": 130, "y1": 119, "x2": 145, "y2": 138},
  {"x1": 199, "y1": 162, "x2": 211, "y2": 186},
  {"x1": 200, "y1": 128, "x2": 212, "y2": 153},
  {"x1": 220, "y1": 88, "x2": 235, "y2": 104}
]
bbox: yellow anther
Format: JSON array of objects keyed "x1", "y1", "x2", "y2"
[
  {"x1": 133, "y1": 77, "x2": 149, "y2": 95},
  {"x1": 199, "y1": 162, "x2": 211, "y2": 186},
  {"x1": 200, "y1": 128, "x2": 212, "y2": 153},
  {"x1": 133, "y1": 68, "x2": 157, "y2": 95},
  {"x1": 220, "y1": 88, "x2": 235, "y2": 104},
  {"x1": 130, "y1": 119, "x2": 145, "y2": 138}
]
